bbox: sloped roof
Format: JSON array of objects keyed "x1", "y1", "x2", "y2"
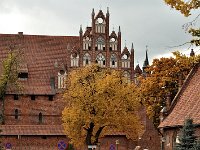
[
  {"x1": 159, "y1": 63, "x2": 200, "y2": 128},
  {"x1": 0, "y1": 125, "x2": 65, "y2": 135},
  {"x1": 0, "y1": 33, "x2": 79, "y2": 95}
]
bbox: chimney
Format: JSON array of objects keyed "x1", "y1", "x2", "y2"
[{"x1": 18, "y1": 32, "x2": 23, "y2": 38}]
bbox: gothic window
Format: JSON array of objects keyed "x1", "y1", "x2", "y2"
[
  {"x1": 96, "y1": 53, "x2": 106, "y2": 67},
  {"x1": 15, "y1": 109, "x2": 19, "y2": 119},
  {"x1": 123, "y1": 71, "x2": 131, "y2": 83},
  {"x1": 109, "y1": 38, "x2": 117, "y2": 51},
  {"x1": 110, "y1": 54, "x2": 117, "y2": 68},
  {"x1": 83, "y1": 37, "x2": 91, "y2": 50},
  {"x1": 83, "y1": 53, "x2": 91, "y2": 66},
  {"x1": 121, "y1": 54, "x2": 130, "y2": 68},
  {"x1": 96, "y1": 37, "x2": 105, "y2": 50},
  {"x1": 71, "y1": 53, "x2": 79, "y2": 67},
  {"x1": 39, "y1": 112, "x2": 43, "y2": 124},
  {"x1": 95, "y1": 18, "x2": 106, "y2": 33},
  {"x1": 58, "y1": 70, "x2": 67, "y2": 89}
]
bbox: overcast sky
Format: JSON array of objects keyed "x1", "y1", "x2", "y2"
[{"x1": 0, "y1": 0, "x2": 199, "y2": 66}]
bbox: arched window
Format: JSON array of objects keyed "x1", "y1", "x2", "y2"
[
  {"x1": 15, "y1": 109, "x2": 19, "y2": 119},
  {"x1": 71, "y1": 53, "x2": 79, "y2": 67},
  {"x1": 83, "y1": 53, "x2": 91, "y2": 66},
  {"x1": 110, "y1": 54, "x2": 117, "y2": 68},
  {"x1": 95, "y1": 18, "x2": 106, "y2": 33},
  {"x1": 58, "y1": 70, "x2": 67, "y2": 89},
  {"x1": 96, "y1": 37, "x2": 105, "y2": 50},
  {"x1": 121, "y1": 54, "x2": 130, "y2": 68},
  {"x1": 110, "y1": 38, "x2": 117, "y2": 51},
  {"x1": 123, "y1": 71, "x2": 131, "y2": 83},
  {"x1": 39, "y1": 112, "x2": 43, "y2": 124},
  {"x1": 83, "y1": 37, "x2": 91, "y2": 50},
  {"x1": 96, "y1": 53, "x2": 106, "y2": 67}
]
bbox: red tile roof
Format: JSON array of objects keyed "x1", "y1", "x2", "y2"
[
  {"x1": 159, "y1": 63, "x2": 200, "y2": 128},
  {"x1": 0, "y1": 33, "x2": 79, "y2": 95},
  {"x1": 0, "y1": 125, "x2": 65, "y2": 135}
]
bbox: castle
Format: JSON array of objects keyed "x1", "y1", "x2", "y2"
[{"x1": 0, "y1": 8, "x2": 160, "y2": 150}]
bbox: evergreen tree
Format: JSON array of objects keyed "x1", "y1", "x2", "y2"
[
  {"x1": 175, "y1": 118, "x2": 199, "y2": 150},
  {"x1": 67, "y1": 144, "x2": 75, "y2": 150},
  {"x1": 0, "y1": 129, "x2": 2, "y2": 150}
]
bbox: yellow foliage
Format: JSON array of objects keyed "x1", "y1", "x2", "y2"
[
  {"x1": 138, "y1": 51, "x2": 200, "y2": 126},
  {"x1": 62, "y1": 64, "x2": 143, "y2": 147}
]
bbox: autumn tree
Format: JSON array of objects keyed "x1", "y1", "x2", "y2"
[
  {"x1": 138, "y1": 51, "x2": 200, "y2": 127},
  {"x1": 0, "y1": 45, "x2": 22, "y2": 124},
  {"x1": 164, "y1": 0, "x2": 200, "y2": 46},
  {"x1": 62, "y1": 64, "x2": 143, "y2": 148}
]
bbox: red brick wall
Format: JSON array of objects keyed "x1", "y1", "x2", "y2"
[{"x1": 4, "y1": 94, "x2": 65, "y2": 125}]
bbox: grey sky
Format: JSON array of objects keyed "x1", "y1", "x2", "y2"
[{"x1": 0, "y1": 0, "x2": 199, "y2": 66}]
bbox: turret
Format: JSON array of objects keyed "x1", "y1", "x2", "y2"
[{"x1": 118, "y1": 26, "x2": 121, "y2": 51}]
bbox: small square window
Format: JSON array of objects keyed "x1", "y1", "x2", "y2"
[
  {"x1": 14, "y1": 94, "x2": 19, "y2": 100},
  {"x1": 95, "y1": 47, "x2": 98, "y2": 50},
  {"x1": 18, "y1": 72, "x2": 28, "y2": 79},
  {"x1": 41, "y1": 136, "x2": 47, "y2": 139},
  {"x1": 31, "y1": 95, "x2": 35, "y2": 100},
  {"x1": 109, "y1": 47, "x2": 112, "y2": 51},
  {"x1": 88, "y1": 46, "x2": 91, "y2": 50},
  {"x1": 103, "y1": 47, "x2": 105, "y2": 50},
  {"x1": 48, "y1": 95, "x2": 53, "y2": 101}
]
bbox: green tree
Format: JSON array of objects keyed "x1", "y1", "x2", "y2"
[
  {"x1": 0, "y1": 129, "x2": 2, "y2": 150},
  {"x1": 164, "y1": 0, "x2": 200, "y2": 46},
  {"x1": 62, "y1": 64, "x2": 143, "y2": 148},
  {"x1": 175, "y1": 118, "x2": 200, "y2": 150},
  {"x1": 67, "y1": 144, "x2": 75, "y2": 150},
  {"x1": 0, "y1": 45, "x2": 22, "y2": 124},
  {"x1": 138, "y1": 52, "x2": 200, "y2": 127}
]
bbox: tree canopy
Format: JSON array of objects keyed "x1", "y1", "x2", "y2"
[
  {"x1": 62, "y1": 64, "x2": 143, "y2": 148},
  {"x1": 164, "y1": 0, "x2": 200, "y2": 46},
  {"x1": 138, "y1": 51, "x2": 200, "y2": 127}
]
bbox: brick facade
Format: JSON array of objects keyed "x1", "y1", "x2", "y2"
[{"x1": 0, "y1": 8, "x2": 160, "y2": 150}]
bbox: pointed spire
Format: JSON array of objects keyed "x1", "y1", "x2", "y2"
[
  {"x1": 106, "y1": 7, "x2": 110, "y2": 16},
  {"x1": 131, "y1": 43, "x2": 134, "y2": 50},
  {"x1": 118, "y1": 26, "x2": 121, "y2": 33},
  {"x1": 143, "y1": 46, "x2": 149, "y2": 72},
  {"x1": 79, "y1": 25, "x2": 83, "y2": 34},
  {"x1": 190, "y1": 49, "x2": 195, "y2": 57},
  {"x1": 92, "y1": 8, "x2": 95, "y2": 17},
  {"x1": 125, "y1": 40, "x2": 127, "y2": 48}
]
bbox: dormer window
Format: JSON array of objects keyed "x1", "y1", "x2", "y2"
[
  {"x1": 58, "y1": 70, "x2": 67, "y2": 89},
  {"x1": 18, "y1": 72, "x2": 28, "y2": 79}
]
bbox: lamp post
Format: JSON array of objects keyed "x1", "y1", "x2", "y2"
[{"x1": 115, "y1": 140, "x2": 119, "y2": 150}]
